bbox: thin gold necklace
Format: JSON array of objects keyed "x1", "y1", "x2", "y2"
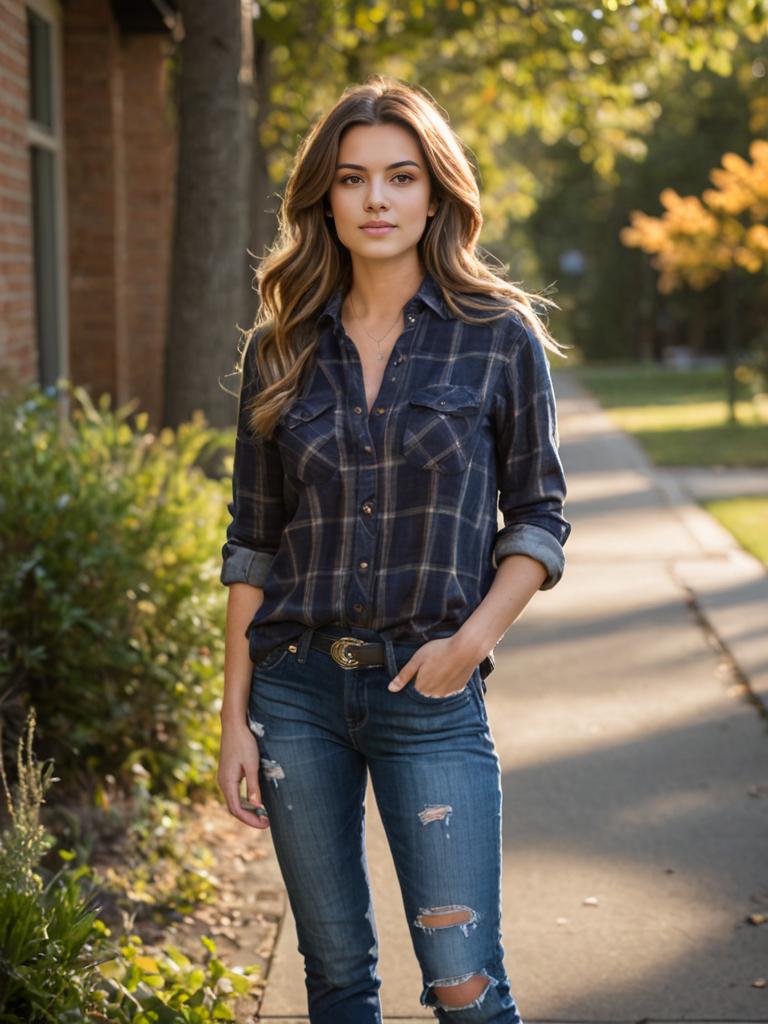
[{"x1": 346, "y1": 295, "x2": 402, "y2": 362}]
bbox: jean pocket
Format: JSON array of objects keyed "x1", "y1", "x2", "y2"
[
  {"x1": 253, "y1": 641, "x2": 292, "y2": 674},
  {"x1": 402, "y1": 384, "x2": 482, "y2": 475},
  {"x1": 278, "y1": 395, "x2": 339, "y2": 484},
  {"x1": 402, "y1": 672, "x2": 473, "y2": 707}
]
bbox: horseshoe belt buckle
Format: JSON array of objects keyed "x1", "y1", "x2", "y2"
[{"x1": 330, "y1": 636, "x2": 366, "y2": 668}]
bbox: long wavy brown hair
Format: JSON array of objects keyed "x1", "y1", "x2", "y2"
[{"x1": 236, "y1": 73, "x2": 570, "y2": 441}]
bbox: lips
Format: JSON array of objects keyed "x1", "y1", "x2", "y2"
[{"x1": 361, "y1": 223, "x2": 396, "y2": 235}]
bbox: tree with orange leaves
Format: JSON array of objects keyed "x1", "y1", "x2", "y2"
[{"x1": 621, "y1": 139, "x2": 768, "y2": 420}]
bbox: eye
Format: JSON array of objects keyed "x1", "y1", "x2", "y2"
[{"x1": 339, "y1": 173, "x2": 415, "y2": 185}]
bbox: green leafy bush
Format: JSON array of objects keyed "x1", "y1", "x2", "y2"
[
  {"x1": 0, "y1": 711, "x2": 106, "y2": 1019},
  {"x1": 0, "y1": 710, "x2": 259, "y2": 1022},
  {"x1": 0, "y1": 381, "x2": 231, "y2": 801}
]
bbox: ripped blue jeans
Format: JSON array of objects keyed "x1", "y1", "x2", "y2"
[{"x1": 246, "y1": 623, "x2": 524, "y2": 1024}]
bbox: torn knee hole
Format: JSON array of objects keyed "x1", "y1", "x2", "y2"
[
  {"x1": 417, "y1": 907, "x2": 473, "y2": 929},
  {"x1": 430, "y1": 973, "x2": 491, "y2": 1009},
  {"x1": 414, "y1": 904, "x2": 479, "y2": 936}
]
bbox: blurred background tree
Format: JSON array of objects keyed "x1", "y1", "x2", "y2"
[
  {"x1": 621, "y1": 139, "x2": 768, "y2": 420},
  {"x1": 164, "y1": 0, "x2": 768, "y2": 424}
]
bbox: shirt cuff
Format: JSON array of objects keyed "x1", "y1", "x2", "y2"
[
  {"x1": 220, "y1": 543, "x2": 275, "y2": 587},
  {"x1": 492, "y1": 523, "x2": 566, "y2": 590}
]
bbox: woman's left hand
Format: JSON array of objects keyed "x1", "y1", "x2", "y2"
[{"x1": 387, "y1": 635, "x2": 480, "y2": 698}]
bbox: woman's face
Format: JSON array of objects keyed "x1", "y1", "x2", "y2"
[{"x1": 326, "y1": 122, "x2": 438, "y2": 264}]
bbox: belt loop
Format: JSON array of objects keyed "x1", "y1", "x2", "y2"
[
  {"x1": 383, "y1": 637, "x2": 399, "y2": 680},
  {"x1": 296, "y1": 626, "x2": 315, "y2": 664}
]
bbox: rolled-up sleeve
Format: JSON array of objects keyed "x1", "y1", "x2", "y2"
[
  {"x1": 220, "y1": 333, "x2": 287, "y2": 587},
  {"x1": 491, "y1": 321, "x2": 572, "y2": 590}
]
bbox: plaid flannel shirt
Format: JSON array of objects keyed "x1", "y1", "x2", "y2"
[{"x1": 221, "y1": 270, "x2": 572, "y2": 670}]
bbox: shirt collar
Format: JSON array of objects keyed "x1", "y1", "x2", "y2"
[{"x1": 315, "y1": 268, "x2": 450, "y2": 329}]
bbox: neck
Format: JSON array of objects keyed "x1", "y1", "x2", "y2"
[{"x1": 344, "y1": 260, "x2": 425, "y2": 323}]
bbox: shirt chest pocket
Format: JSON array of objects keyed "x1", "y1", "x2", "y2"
[
  {"x1": 402, "y1": 384, "x2": 483, "y2": 475},
  {"x1": 278, "y1": 396, "x2": 339, "y2": 484}
]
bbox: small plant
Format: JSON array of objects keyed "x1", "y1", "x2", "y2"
[
  {"x1": 0, "y1": 708, "x2": 107, "y2": 1020},
  {"x1": 95, "y1": 933, "x2": 257, "y2": 1022},
  {"x1": 0, "y1": 709, "x2": 260, "y2": 1022}
]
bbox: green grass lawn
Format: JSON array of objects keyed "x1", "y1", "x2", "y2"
[
  {"x1": 701, "y1": 495, "x2": 768, "y2": 568},
  {"x1": 564, "y1": 363, "x2": 768, "y2": 567},
  {"x1": 568, "y1": 364, "x2": 768, "y2": 468}
]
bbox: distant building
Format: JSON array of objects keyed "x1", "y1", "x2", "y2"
[{"x1": 0, "y1": 0, "x2": 179, "y2": 424}]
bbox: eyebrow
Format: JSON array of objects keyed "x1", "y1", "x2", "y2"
[{"x1": 335, "y1": 160, "x2": 421, "y2": 171}]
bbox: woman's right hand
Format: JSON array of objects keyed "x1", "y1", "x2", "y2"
[{"x1": 217, "y1": 720, "x2": 271, "y2": 830}]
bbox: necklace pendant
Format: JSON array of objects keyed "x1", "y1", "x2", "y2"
[{"x1": 377, "y1": 351, "x2": 386, "y2": 362}]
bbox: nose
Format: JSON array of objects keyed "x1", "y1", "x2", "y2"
[{"x1": 365, "y1": 182, "x2": 389, "y2": 209}]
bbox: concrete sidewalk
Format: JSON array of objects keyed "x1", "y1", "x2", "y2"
[
  {"x1": 256, "y1": 370, "x2": 768, "y2": 1023},
  {"x1": 654, "y1": 465, "x2": 768, "y2": 500}
]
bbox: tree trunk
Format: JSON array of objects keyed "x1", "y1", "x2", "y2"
[
  {"x1": 164, "y1": 0, "x2": 254, "y2": 430},
  {"x1": 724, "y1": 267, "x2": 739, "y2": 426},
  {"x1": 244, "y1": 26, "x2": 278, "y2": 330}
]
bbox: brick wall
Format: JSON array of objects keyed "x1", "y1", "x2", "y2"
[
  {"x1": 0, "y1": 0, "x2": 176, "y2": 426},
  {"x1": 63, "y1": 0, "x2": 176, "y2": 424},
  {"x1": 119, "y1": 31, "x2": 176, "y2": 422},
  {"x1": 62, "y1": 0, "x2": 121, "y2": 400}
]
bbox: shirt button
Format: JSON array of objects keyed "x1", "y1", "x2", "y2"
[
  {"x1": 407, "y1": 314, "x2": 416, "y2": 323},
  {"x1": 353, "y1": 602, "x2": 364, "y2": 613},
  {"x1": 359, "y1": 561, "x2": 369, "y2": 570},
  {"x1": 363, "y1": 444, "x2": 373, "y2": 454},
  {"x1": 375, "y1": 406, "x2": 386, "y2": 415},
  {"x1": 353, "y1": 405, "x2": 363, "y2": 414},
  {"x1": 361, "y1": 502, "x2": 373, "y2": 514}
]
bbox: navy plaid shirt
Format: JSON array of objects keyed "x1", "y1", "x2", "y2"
[{"x1": 220, "y1": 270, "x2": 572, "y2": 670}]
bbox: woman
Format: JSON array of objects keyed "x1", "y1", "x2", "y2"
[{"x1": 217, "y1": 74, "x2": 572, "y2": 1024}]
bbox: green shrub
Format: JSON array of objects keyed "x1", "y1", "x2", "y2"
[
  {"x1": 0, "y1": 380, "x2": 231, "y2": 801},
  {"x1": 0, "y1": 709, "x2": 260, "y2": 1022},
  {"x1": 0, "y1": 710, "x2": 107, "y2": 1019}
]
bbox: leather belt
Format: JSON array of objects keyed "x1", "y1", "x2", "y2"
[
  {"x1": 311, "y1": 632, "x2": 389, "y2": 669},
  {"x1": 310, "y1": 631, "x2": 493, "y2": 688}
]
